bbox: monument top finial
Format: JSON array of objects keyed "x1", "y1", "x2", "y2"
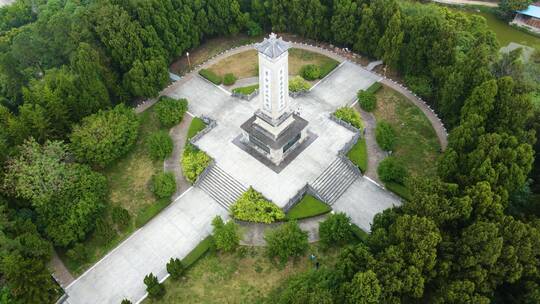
[{"x1": 255, "y1": 33, "x2": 290, "y2": 59}]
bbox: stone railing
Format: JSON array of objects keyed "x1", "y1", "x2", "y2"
[
  {"x1": 189, "y1": 115, "x2": 217, "y2": 144},
  {"x1": 329, "y1": 113, "x2": 361, "y2": 134},
  {"x1": 232, "y1": 89, "x2": 259, "y2": 101},
  {"x1": 330, "y1": 113, "x2": 363, "y2": 176},
  {"x1": 194, "y1": 159, "x2": 215, "y2": 187}
]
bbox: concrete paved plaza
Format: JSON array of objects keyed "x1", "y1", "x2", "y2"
[
  {"x1": 170, "y1": 62, "x2": 380, "y2": 207},
  {"x1": 65, "y1": 188, "x2": 227, "y2": 304}
]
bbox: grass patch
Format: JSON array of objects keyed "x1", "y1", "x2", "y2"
[
  {"x1": 206, "y1": 48, "x2": 340, "y2": 79},
  {"x1": 286, "y1": 194, "x2": 331, "y2": 220},
  {"x1": 385, "y1": 181, "x2": 412, "y2": 201},
  {"x1": 187, "y1": 117, "x2": 207, "y2": 141},
  {"x1": 143, "y1": 244, "x2": 343, "y2": 304},
  {"x1": 182, "y1": 236, "x2": 214, "y2": 268},
  {"x1": 347, "y1": 138, "x2": 368, "y2": 173},
  {"x1": 232, "y1": 84, "x2": 259, "y2": 95},
  {"x1": 135, "y1": 198, "x2": 172, "y2": 228},
  {"x1": 350, "y1": 224, "x2": 369, "y2": 243},
  {"x1": 373, "y1": 85, "x2": 440, "y2": 178}
]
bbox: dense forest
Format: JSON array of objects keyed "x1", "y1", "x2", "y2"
[{"x1": 0, "y1": 0, "x2": 538, "y2": 303}]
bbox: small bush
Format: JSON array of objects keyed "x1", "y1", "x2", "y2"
[
  {"x1": 166, "y1": 258, "x2": 185, "y2": 280},
  {"x1": 223, "y1": 73, "x2": 237, "y2": 86},
  {"x1": 265, "y1": 221, "x2": 308, "y2": 263},
  {"x1": 181, "y1": 145, "x2": 211, "y2": 183},
  {"x1": 66, "y1": 243, "x2": 89, "y2": 263},
  {"x1": 151, "y1": 172, "x2": 176, "y2": 199},
  {"x1": 232, "y1": 84, "x2": 259, "y2": 95},
  {"x1": 212, "y1": 216, "x2": 240, "y2": 252},
  {"x1": 144, "y1": 273, "x2": 165, "y2": 299},
  {"x1": 375, "y1": 121, "x2": 396, "y2": 151},
  {"x1": 289, "y1": 76, "x2": 311, "y2": 92},
  {"x1": 147, "y1": 131, "x2": 173, "y2": 160},
  {"x1": 319, "y1": 212, "x2": 355, "y2": 248},
  {"x1": 334, "y1": 107, "x2": 363, "y2": 130},
  {"x1": 300, "y1": 64, "x2": 321, "y2": 80},
  {"x1": 378, "y1": 157, "x2": 408, "y2": 184},
  {"x1": 155, "y1": 97, "x2": 188, "y2": 128},
  {"x1": 357, "y1": 90, "x2": 377, "y2": 112},
  {"x1": 111, "y1": 206, "x2": 131, "y2": 230},
  {"x1": 199, "y1": 69, "x2": 222, "y2": 85},
  {"x1": 231, "y1": 187, "x2": 285, "y2": 223},
  {"x1": 121, "y1": 299, "x2": 132, "y2": 304}
]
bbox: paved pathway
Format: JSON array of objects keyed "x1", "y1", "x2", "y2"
[
  {"x1": 239, "y1": 214, "x2": 329, "y2": 246},
  {"x1": 164, "y1": 113, "x2": 193, "y2": 197},
  {"x1": 50, "y1": 252, "x2": 75, "y2": 288},
  {"x1": 65, "y1": 188, "x2": 228, "y2": 304},
  {"x1": 380, "y1": 78, "x2": 448, "y2": 150},
  {"x1": 433, "y1": 0, "x2": 498, "y2": 7},
  {"x1": 355, "y1": 104, "x2": 386, "y2": 183}
]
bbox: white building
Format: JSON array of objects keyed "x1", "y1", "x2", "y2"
[{"x1": 241, "y1": 33, "x2": 309, "y2": 166}]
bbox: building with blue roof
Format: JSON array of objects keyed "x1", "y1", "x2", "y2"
[{"x1": 511, "y1": 3, "x2": 540, "y2": 33}]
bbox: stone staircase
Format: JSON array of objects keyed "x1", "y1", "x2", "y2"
[
  {"x1": 310, "y1": 157, "x2": 361, "y2": 205},
  {"x1": 197, "y1": 164, "x2": 247, "y2": 210}
]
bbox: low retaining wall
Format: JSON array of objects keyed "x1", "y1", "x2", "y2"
[
  {"x1": 289, "y1": 90, "x2": 309, "y2": 98},
  {"x1": 231, "y1": 89, "x2": 259, "y2": 101},
  {"x1": 189, "y1": 115, "x2": 217, "y2": 144}
]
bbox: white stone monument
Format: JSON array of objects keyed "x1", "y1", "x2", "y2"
[{"x1": 240, "y1": 33, "x2": 309, "y2": 166}]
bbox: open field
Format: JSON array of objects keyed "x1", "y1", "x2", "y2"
[
  {"x1": 206, "y1": 48, "x2": 339, "y2": 79},
  {"x1": 374, "y1": 86, "x2": 441, "y2": 178},
  {"x1": 143, "y1": 244, "x2": 343, "y2": 304}
]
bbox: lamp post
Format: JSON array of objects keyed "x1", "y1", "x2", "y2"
[{"x1": 186, "y1": 52, "x2": 191, "y2": 71}]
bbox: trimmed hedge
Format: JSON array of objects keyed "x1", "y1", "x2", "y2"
[
  {"x1": 182, "y1": 235, "x2": 214, "y2": 267},
  {"x1": 365, "y1": 82, "x2": 382, "y2": 94},
  {"x1": 232, "y1": 84, "x2": 259, "y2": 95},
  {"x1": 199, "y1": 69, "x2": 222, "y2": 85},
  {"x1": 357, "y1": 90, "x2": 377, "y2": 112},
  {"x1": 135, "y1": 198, "x2": 171, "y2": 228},
  {"x1": 375, "y1": 121, "x2": 396, "y2": 151},
  {"x1": 231, "y1": 187, "x2": 285, "y2": 223},
  {"x1": 287, "y1": 194, "x2": 331, "y2": 220},
  {"x1": 334, "y1": 107, "x2": 363, "y2": 130},
  {"x1": 147, "y1": 130, "x2": 173, "y2": 160},
  {"x1": 319, "y1": 60, "x2": 339, "y2": 78},
  {"x1": 289, "y1": 76, "x2": 311, "y2": 92},
  {"x1": 223, "y1": 73, "x2": 237, "y2": 85},
  {"x1": 155, "y1": 96, "x2": 188, "y2": 128}
]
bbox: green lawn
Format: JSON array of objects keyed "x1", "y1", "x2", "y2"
[
  {"x1": 287, "y1": 194, "x2": 331, "y2": 220},
  {"x1": 143, "y1": 244, "x2": 343, "y2": 304},
  {"x1": 451, "y1": 7, "x2": 540, "y2": 50},
  {"x1": 187, "y1": 117, "x2": 207, "y2": 141},
  {"x1": 374, "y1": 86, "x2": 441, "y2": 178},
  {"x1": 347, "y1": 138, "x2": 368, "y2": 173}
]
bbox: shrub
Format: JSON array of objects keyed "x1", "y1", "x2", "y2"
[
  {"x1": 334, "y1": 107, "x2": 363, "y2": 130},
  {"x1": 375, "y1": 121, "x2": 396, "y2": 151},
  {"x1": 265, "y1": 221, "x2": 308, "y2": 263},
  {"x1": 357, "y1": 90, "x2": 377, "y2": 112},
  {"x1": 300, "y1": 64, "x2": 321, "y2": 80},
  {"x1": 232, "y1": 84, "x2": 259, "y2": 95},
  {"x1": 223, "y1": 73, "x2": 237, "y2": 86},
  {"x1": 70, "y1": 104, "x2": 139, "y2": 168},
  {"x1": 151, "y1": 172, "x2": 176, "y2": 199},
  {"x1": 181, "y1": 145, "x2": 211, "y2": 183},
  {"x1": 212, "y1": 216, "x2": 240, "y2": 252},
  {"x1": 319, "y1": 212, "x2": 355, "y2": 248},
  {"x1": 66, "y1": 243, "x2": 89, "y2": 263},
  {"x1": 231, "y1": 187, "x2": 286, "y2": 223},
  {"x1": 199, "y1": 69, "x2": 222, "y2": 85},
  {"x1": 111, "y1": 206, "x2": 131, "y2": 231},
  {"x1": 144, "y1": 273, "x2": 165, "y2": 299},
  {"x1": 147, "y1": 131, "x2": 173, "y2": 160},
  {"x1": 378, "y1": 157, "x2": 408, "y2": 184},
  {"x1": 404, "y1": 75, "x2": 433, "y2": 99},
  {"x1": 289, "y1": 76, "x2": 311, "y2": 92},
  {"x1": 155, "y1": 96, "x2": 188, "y2": 128},
  {"x1": 166, "y1": 258, "x2": 185, "y2": 280},
  {"x1": 121, "y1": 299, "x2": 132, "y2": 304}
]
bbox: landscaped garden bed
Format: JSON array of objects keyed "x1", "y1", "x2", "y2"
[
  {"x1": 231, "y1": 187, "x2": 285, "y2": 223},
  {"x1": 182, "y1": 117, "x2": 212, "y2": 184},
  {"x1": 347, "y1": 138, "x2": 368, "y2": 173},
  {"x1": 286, "y1": 194, "x2": 331, "y2": 220}
]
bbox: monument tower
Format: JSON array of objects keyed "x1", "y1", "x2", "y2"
[{"x1": 240, "y1": 33, "x2": 309, "y2": 166}]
